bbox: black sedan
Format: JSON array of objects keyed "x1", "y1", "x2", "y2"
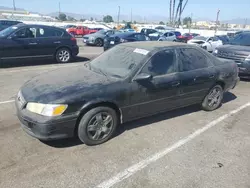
[
  {"x1": 0, "y1": 23, "x2": 79, "y2": 64},
  {"x1": 16, "y1": 41, "x2": 239, "y2": 146},
  {"x1": 103, "y1": 32, "x2": 149, "y2": 51}
]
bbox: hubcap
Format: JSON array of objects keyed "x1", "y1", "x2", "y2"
[
  {"x1": 208, "y1": 87, "x2": 222, "y2": 107},
  {"x1": 87, "y1": 112, "x2": 113, "y2": 141},
  {"x1": 96, "y1": 39, "x2": 102, "y2": 46},
  {"x1": 58, "y1": 50, "x2": 70, "y2": 62}
]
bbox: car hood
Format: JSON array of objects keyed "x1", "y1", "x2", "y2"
[
  {"x1": 21, "y1": 65, "x2": 114, "y2": 104},
  {"x1": 216, "y1": 45, "x2": 250, "y2": 53}
]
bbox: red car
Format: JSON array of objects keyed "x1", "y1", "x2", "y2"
[
  {"x1": 66, "y1": 26, "x2": 98, "y2": 36},
  {"x1": 177, "y1": 33, "x2": 200, "y2": 43}
]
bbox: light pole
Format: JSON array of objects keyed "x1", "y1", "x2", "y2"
[
  {"x1": 117, "y1": 6, "x2": 120, "y2": 25},
  {"x1": 130, "y1": 8, "x2": 132, "y2": 22},
  {"x1": 215, "y1": 9, "x2": 220, "y2": 35},
  {"x1": 58, "y1": 2, "x2": 61, "y2": 15},
  {"x1": 13, "y1": 0, "x2": 16, "y2": 11},
  {"x1": 189, "y1": 13, "x2": 193, "y2": 33}
]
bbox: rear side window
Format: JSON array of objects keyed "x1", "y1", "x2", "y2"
[
  {"x1": 37, "y1": 27, "x2": 63, "y2": 38},
  {"x1": 178, "y1": 48, "x2": 211, "y2": 71}
]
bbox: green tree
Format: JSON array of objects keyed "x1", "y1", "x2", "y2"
[
  {"x1": 159, "y1": 21, "x2": 165, "y2": 25},
  {"x1": 90, "y1": 17, "x2": 93, "y2": 21},
  {"x1": 103, "y1": 15, "x2": 114, "y2": 23},
  {"x1": 183, "y1": 17, "x2": 192, "y2": 26},
  {"x1": 67, "y1": 16, "x2": 76, "y2": 21},
  {"x1": 80, "y1": 18, "x2": 86, "y2": 22},
  {"x1": 133, "y1": 20, "x2": 137, "y2": 24},
  {"x1": 122, "y1": 20, "x2": 126, "y2": 23},
  {"x1": 58, "y1": 13, "x2": 67, "y2": 21}
]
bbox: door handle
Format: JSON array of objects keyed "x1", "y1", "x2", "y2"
[
  {"x1": 29, "y1": 42, "x2": 37, "y2": 45},
  {"x1": 171, "y1": 81, "x2": 180, "y2": 87},
  {"x1": 54, "y1": 41, "x2": 61, "y2": 44}
]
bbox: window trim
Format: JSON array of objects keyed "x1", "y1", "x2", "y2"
[
  {"x1": 10, "y1": 26, "x2": 37, "y2": 39},
  {"x1": 177, "y1": 47, "x2": 214, "y2": 72},
  {"x1": 36, "y1": 27, "x2": 64, "y2": 38},
  {"x1": 132, "y1": 48, "x2": 178, "y2": 81}
]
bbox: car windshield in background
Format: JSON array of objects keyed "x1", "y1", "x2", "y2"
[
  {"x1": 89, "y1": 46, "x2": 148, "y2": 78},
  {"x1": 0, "y1": 26, "x2": 18, "y2": 37},
  {"x1": 229, "y1": 33, "x2": 250, "y2": 46},
  {"x1": 193, "y1": 36, "x2": 208, "y2": 40},
  {"x1": 97, "y1": 29, "x2": 107, "y2": 34}
]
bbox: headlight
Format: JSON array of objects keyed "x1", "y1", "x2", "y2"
[
  {"x1": 214, "y1": 49, "x2": 218, "y2": 54},
  {"x1": 26, "y1": 103, "x2": 68, "y2": 117},
  {"x1": 245, "y1": 54, "x2": 250, "y2": 61}
]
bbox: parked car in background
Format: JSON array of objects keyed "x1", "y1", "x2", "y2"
[
  {"x1": 0, "y1": 19, "x2": 22, "y2": 31},
  {"x1": 213, "y1": 32, "x2": 250, "y2": 78},
  {"x1": 148, "y1": 31, "x2": 163, "y2": 41},
  {"x1": 187, "y1": 36, "x2": 223, "y2": 53},
  {"x1": 140, "y1": 28, "x2": 158, "y2": 36},
  {"x1": 158, "y1": 31, "x2": 177, "y2": 41},
  {"x1": 0, "y1": 24, "x2": 79, "y2": 64},
  {"x1": 154, "y1": 26, "x2": 175, "y2": 32},
  {"x1": 216, "y1": 35, "x2": 230, "y2": 44},
  {"x1": 16, "y1": 41, "x2": 239, "y2": 145},
  {"x1": 172, "y1": 31, "x2": 182, "y2": 38},
  {"x1": 83, "y1": 29, "x2": 121, "y2": 47},
  {"x1": 63, "y1": 25, "x2": 77, "y2": 30},
  {"x1": 91, "y1": 28, "x2": 104, "y2": 31},
  {"x1": 66, "y1": 26, "x2": 98, "y2": 36},
  {"x1": 103, "y1": 32, "x2": 149, "y2": 51},
  {"x1": 177, "y1": 33, "x2": 200, "y2": 43}
]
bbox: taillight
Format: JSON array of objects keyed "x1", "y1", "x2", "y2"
[{"x1": 71, "y1": 37, "x2": 77, "y2": 44}]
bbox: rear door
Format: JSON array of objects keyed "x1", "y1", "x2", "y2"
[
  {"x1": 134, "y1": 33, "x2": 147, "y2": 41},
  {"x1": 35, "y1": 26, "x2": 64, "y2": 56},
  {"x1": 177, "y1": 47, "x2": 216, "y2": 105}
]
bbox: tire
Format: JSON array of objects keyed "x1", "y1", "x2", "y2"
[
  {"x1": 173, "y1": 40, "x2": 176, "y2": 42},
  {"x1": 55, "y1": 48, "x2": 71, "y2": 63},
  {"x1": 77, "y1": 106, "x2": 118, "y2": 146},
  {"x1": 95, "y1": 38, "x2": 104, "y2": 47},
  {"x1": 201, "y1": 85, "x2": 223, "y2": 111}
]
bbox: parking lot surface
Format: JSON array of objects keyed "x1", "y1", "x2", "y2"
[{"x1": 0, "y1": 46, "x2": 250, "y2": 188}]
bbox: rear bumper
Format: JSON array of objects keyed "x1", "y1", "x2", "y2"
[{"x1": 72, "y1": 45, "x2": 79, "y2": 57}]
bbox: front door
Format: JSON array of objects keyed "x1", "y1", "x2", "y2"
[
  {"x1": 3, "y1": 26, "x2": 39, "y2": 59},
  {"x1": 123, "y1": 49, "x2": 181, "y2": 120},
  {"x1": 177, "y1": 48, "x2": 216, "y2": 105}
]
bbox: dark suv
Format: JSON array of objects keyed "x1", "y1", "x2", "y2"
[
  {"x1": 213, "y1": 32, "x2": 250, "y2": 78},
  {"x1": 0, "y1": 24, "x2": 79, "y2": 65},
  {"x1": 0, "y1": 19, "x2": 22, "y2": 31}
]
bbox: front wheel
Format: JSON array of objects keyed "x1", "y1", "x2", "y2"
[
  {"x1": 201, "y1": 85, "x2": 223, "y2": 111},
  {"x1": 55, "y1": 48, "x2": 71, "y2": 63},
  {"x1": 95, "y1": 38, "x2": 104, "y2": 47},
  {"x1": 77, "y1": 107, "x2": 118, "y2": 146}
]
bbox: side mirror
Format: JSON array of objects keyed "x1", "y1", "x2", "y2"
[{"x1": 133, "y1": 73, "x2": 152, "y2": 82}]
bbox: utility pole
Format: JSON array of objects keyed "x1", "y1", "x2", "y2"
[
  {"x1": 130, "y1": 8, "x2": 132, "y2": 22},
  {"x1": 13, "y1": 0, "x2": 16, "y2": 11},
  {"x1": 169, "y1": 0, "x2": 172, "y2": 25},
  {"x1": 215, "y1": 9, "x2": 220, "y2": 35},
  {"x1": 58, "y1": 2, "x2": 61, "y2": 15},
  {"x1": 172, "y1": 0, "x2": 176, "y2": 25},
  {"x1": 117, "y1": 6, "x2": 120, "y2": 25},
  {"x1": 189, "y1": 12, "x2": 193, "y2": 33}
]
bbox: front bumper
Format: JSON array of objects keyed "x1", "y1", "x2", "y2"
[{"x1": 16, "y1": 99, "x2": 78, "y2": 141}]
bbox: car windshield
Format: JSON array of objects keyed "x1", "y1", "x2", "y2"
[
  {"x1": 0, "y1": 26, "x2": 18, "y2": 37},
  {"x1": 229, "y1": 33, "x2": 250, "y2": 46},
  {"x1": 89, "y1": 45, "x2": 148, "y2": 78},
  {"x1": 193, "y1": 36, "x2": 208, "y2": 41}
]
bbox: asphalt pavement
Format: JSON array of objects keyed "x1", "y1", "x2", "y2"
[{"x1": 0, "y1": 46, "x2": 250, "y2": 188}]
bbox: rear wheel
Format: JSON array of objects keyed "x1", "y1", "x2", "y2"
[
  {"x1": 55, "y1": 48, "x2": 71, "y2": 63},
  {"x1": 201, "y1": 85, "x2": 223, "y2": 111},
  {"x1": 77, "y1": 107, "x2": 118, "y2": 145}
]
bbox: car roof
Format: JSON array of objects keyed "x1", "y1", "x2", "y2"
[
  {"x1": 120, "y1": 41, "x2": 189, "y2": 51},
  {"x1": 111, "y1": 32, "x2": 136, "y2": 37},
  {"x1": 12, "y1": 23, "x2": 65, "y2": 31}
]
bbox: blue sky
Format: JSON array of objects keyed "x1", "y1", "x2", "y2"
[{"x1": 1, "y1": 0, "x2": 250, "y2": 20}]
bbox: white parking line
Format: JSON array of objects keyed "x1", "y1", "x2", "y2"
[
  {"x1": 0, "y1": 100, "x2": 15, "y2": 105},
  {"x1": 96, "y1": 102, "x2": 250, "y2": 188},
  {"x1": 0, "y1": 63, "x2": 81, "y2": 73}
]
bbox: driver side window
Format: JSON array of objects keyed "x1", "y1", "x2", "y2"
[{"x1": 140, "y1": 50, "x2": 176, "y2": 77}]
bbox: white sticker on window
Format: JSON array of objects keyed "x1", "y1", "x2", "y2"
[{"x1": 133, "y1": 48, "x2": 149, "y2": 55}]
